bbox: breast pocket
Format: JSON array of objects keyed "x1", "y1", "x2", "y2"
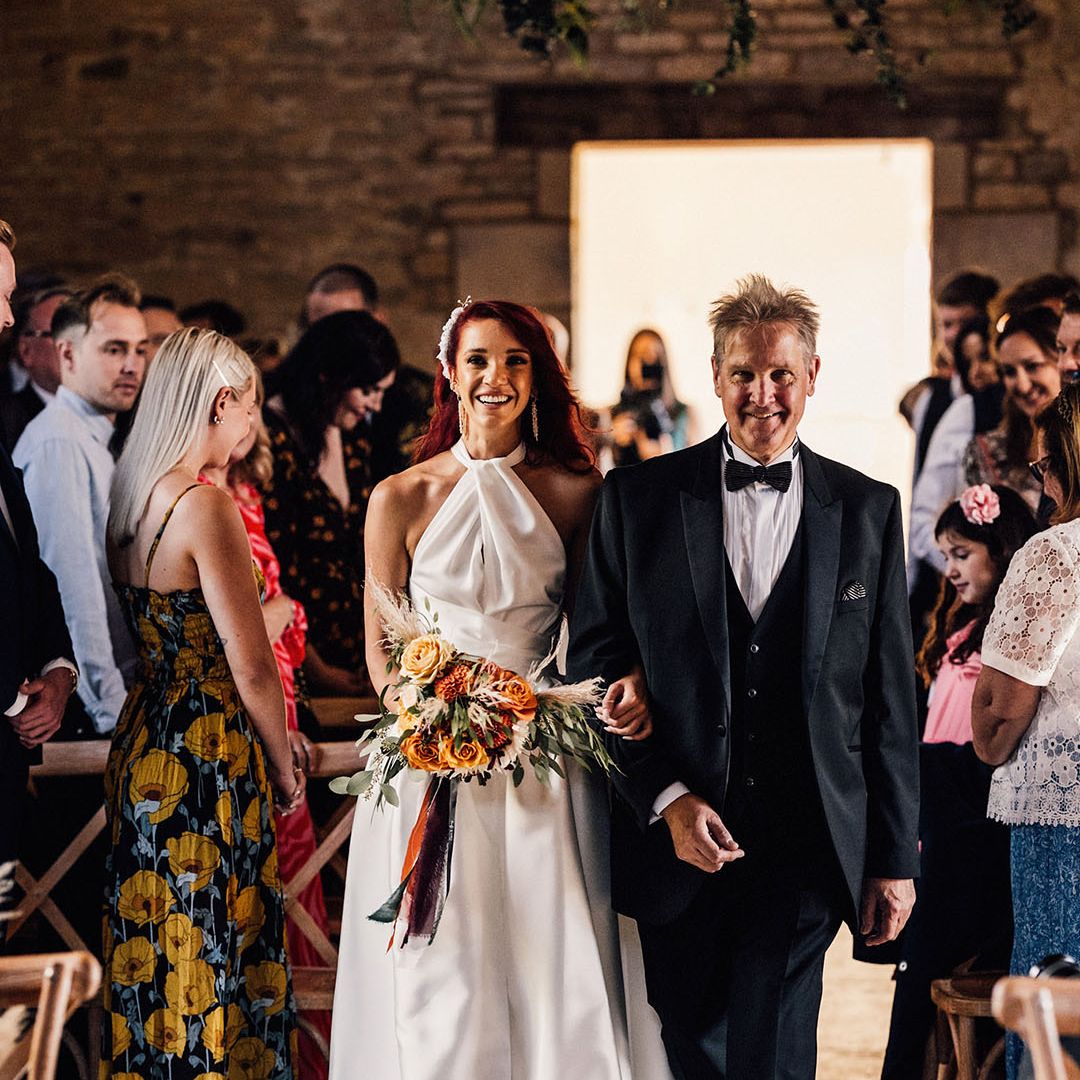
[{"x1": 835, "y1": 598, "x2": 870, "y2": 615}]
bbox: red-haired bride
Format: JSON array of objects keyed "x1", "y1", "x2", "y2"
[{"x1": 328, "y1": 301, "x2": 670, "y2": 1078}]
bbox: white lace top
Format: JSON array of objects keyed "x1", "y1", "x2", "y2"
[{"x1": 982, "y1": 521, "x2": 1080, "y2": 825}]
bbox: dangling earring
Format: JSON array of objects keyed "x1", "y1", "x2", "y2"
[
  {"x1": 457, "y1": 397, "x2": 468, "y2": 439},
  {"x1": 530, "y1": 396, "x2": 539, "y2": 442}
]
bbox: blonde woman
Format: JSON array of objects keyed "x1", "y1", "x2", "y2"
[{"x1": 103, "y1": 328, "x2": 302, "y2": 1079}]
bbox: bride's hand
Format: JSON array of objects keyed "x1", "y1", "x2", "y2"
[
  {"x1": 598, "y1": 668, "x2": 654, "y2": 741},
  {"x1": 270, "y1": 757, "x2": 306, "y2": 816}
]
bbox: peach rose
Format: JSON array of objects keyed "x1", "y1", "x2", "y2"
[
  {"x1": 399, "y1": 634, "x2": 455, "y2": 684},
  {"x1": 495, "y1": 673, "x2": 537, "y2": 723},
  {"x1": 438, "y1": 736, "x2": 487, "y2": 773},
  {"x1": 399, "y1": 732, "x2": 442, "y2": 771}
]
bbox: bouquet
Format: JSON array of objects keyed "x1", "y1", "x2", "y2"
[{"x1": 331, "y1": 581, "x2": 614, "y2": 948}]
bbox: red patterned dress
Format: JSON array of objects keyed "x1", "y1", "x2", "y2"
[{"x1": 231, "y1": 480, "x2": 332, "y2": 1080}]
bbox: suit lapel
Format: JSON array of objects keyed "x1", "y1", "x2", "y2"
[
  {"x1": 680, "y1": 432, "x2": 731, "y2": 716},
  {"x1": 800, "y1": 445, "x2": 841, "y2": 715},
  {"x1": 0, "y1": 451, "x2": 23, "y2": 557}
]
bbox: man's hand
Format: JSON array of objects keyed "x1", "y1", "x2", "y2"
[
  {"x1": 661, "y1": 793, "x2": 745, "y2": 873},
  {"x1": 859, "y1": 877, "x2": 915, "y2": 946},
  {"x1": 8, "y1": 668, "x2": 74, "y2": 749},
  {"x1": 599, "y1": 667, "x2": 653, "y2": 741}
]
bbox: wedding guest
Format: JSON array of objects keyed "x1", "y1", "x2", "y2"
[
  {"x1": 909, "y1": 306, "x2": 1059, "y2": 595},
  {"x1": 139, "y1": 294, "x2": 183, "y2": 364},
  {"x1": 201, "y1": 373, "x2": 332, "y2": 1079},
  {"x1": 607, "y1": 328, "x2": 692, "y2": 468},
  {"x1": 995, "y1": 272, "x2": 1080, "y2": 326},
  {"x1": 0, "y1": 268, "x2": 66, "y2": 395},
  {"x1": 180, "y1": 298, "x2": 246, "y2": 339},
  {"x1": 0, "y1": 220, "x2": 77, "y2": 930},
  {"x1": 1056, "y1": 291, "x2": 1080, "y2": 383},
  {"x1": 900, "y1": 270, "x2": 999, "y2": 479},
  {"x1": 883, "y1": 484, "x2": 1037, "y2": 1079},
  {"x1": 14, "y1": 276, "x2": 147, "y2": 736},
  {"x1": 0, "y1": 285, "x2": 71, "y2": 451},
  {"x1": 974, "y1": 382, "x2": 1080, "y2": 1078},
  {"x1": 964, "y1": 306, "x2": 1061, "y2": 512},
  {"x1": 103, "y1": 326, "x2": 302, "y2": 1077},
  {"x1": 263, "y1": 310, "x2": 399, "y2": 695},
  {"x1": 298, "y1": 263, "x2": 433, "y2": 480}
]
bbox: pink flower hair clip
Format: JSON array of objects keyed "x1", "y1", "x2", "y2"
[{"x1": 959, "y1": 484, "x2": 1001, "y2": 526}]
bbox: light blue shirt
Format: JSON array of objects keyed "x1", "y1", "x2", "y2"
[{"x1": 13, "y1": 386, "x2": 135, "y2": 733}]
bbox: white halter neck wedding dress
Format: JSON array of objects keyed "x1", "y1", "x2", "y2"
[{"x1": 329, "y1": 441, "x2": 669, "y2": 1080}]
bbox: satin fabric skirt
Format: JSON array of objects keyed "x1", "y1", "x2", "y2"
[{"x1": 328, "y1": 759, "x2": 670, "y2": 1080}]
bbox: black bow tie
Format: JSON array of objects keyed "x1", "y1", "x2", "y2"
[{"x1": 724, "y1": 458, "x2": 793, "y2": 493}]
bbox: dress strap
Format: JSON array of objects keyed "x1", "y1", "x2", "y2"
[{"x1": 145, "y1": 484, "x2": 202, "y2": 586}]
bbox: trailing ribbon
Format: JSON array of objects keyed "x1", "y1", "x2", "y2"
[{"x1": 369, "y1": 776, "x2": 457, "y2": 949}]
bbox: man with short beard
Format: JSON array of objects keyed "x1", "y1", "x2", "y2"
[{"x1": 14, "y1": 276, "x2": 147, "y2": 735}]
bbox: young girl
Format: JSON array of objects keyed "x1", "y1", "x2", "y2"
[{"x1": 882, "y1": 484, "x2": 1038, "y2": 1079}]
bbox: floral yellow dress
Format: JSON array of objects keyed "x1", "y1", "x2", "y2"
[{"x1": 102, "y1": 486, "x2": 296, "y2": 1079}]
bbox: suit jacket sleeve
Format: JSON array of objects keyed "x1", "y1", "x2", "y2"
[
  {"x1": 863, "y1": 489, "x2": 920, "y2": 879},
  {"x1": 567, "y1": 474, "x2": 682, "y2": 828}
]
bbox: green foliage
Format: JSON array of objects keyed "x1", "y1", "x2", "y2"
[{"x1": 429, "y1": 0, "x2": 1039, "y2": 106}]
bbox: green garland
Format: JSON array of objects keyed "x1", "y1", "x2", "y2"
[{"x1": 430, "y1": 0, "x2": 1038, "y2": 105}]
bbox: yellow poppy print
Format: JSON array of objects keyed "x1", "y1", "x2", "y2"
[
  {"x1": 200, "y1": 1005, "x2": 226, "y2": 1061},
  {"x1": 233, "y1": 886, "x2": 266, "y2": 953},
  {"x1": 110, "y1": 1012, "x2": 131, "y2": 1058},
  {"x1": 116, "y1": 871, "x2": 174, "y2": 926},
  {"x1": 227, "y1": 1035, "x2": 277, "y2": 1080},
  {"x1": 242, "y1": 799, "x2": 262, "y2": 844},
  {"x1": 182, "y1": 611, "x2": 216, "y2": 653},
  {"x1": 144, "y1": 1007, "x2": 186, "y2": 1055},
  {"x1": 164, "y1": 958, "x2": 217, "y2": 1016},
  {"x1": 158, "y1": 912, "x2": 204, "y2": 964},
  {"x1": 168, "y1": 832, "x2": 221, "y2": 892},
  {"x1": 128, "y1": 749, "x2": 189, "y2": 824},
  {"x1": 259, "y1": 848, "x2": 279, "y2": 890},
  {"x1": 184, "y1": 712, "x2": 228, "y2": 761},
  {"x1": 242, "y1": 961, "x2": 287, "y2": 1016},
  {"x1": 111, "y1": 936, "x2": 156, "y2": 986},
  {"x1": 193, "y1": 1074, "x2": 226, "y2": 1080},
  {"x1": 224, "y1": 729, "x2": 251, "y2": 779},
  {"x1": 216, "y1": 791, "x2": 233, "y2": 844},
  {"x1": 225, "y1": 1003, "x2": 245, "y2": 1052}
]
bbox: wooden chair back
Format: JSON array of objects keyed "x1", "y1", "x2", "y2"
[
  {"x1": 0, "y1": 951, "x2": 101, "y2": 1080},
  {"x1": 992, "y1": 976, "x2": 1080, "y2": 1080}
]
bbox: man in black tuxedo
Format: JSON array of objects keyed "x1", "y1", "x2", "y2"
[
  {"x1": 0, "y1": 221, "x2": 77, "y2": 930},
  {"x1": 568, "y1": 274, "x2": 919, "y2": 1079}
]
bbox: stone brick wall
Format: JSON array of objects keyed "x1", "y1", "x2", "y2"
[{"x1": 2, "y1": 0, "x2": 1078, "y2": 367}]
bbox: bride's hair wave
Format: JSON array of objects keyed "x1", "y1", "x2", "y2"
[{"x1": 414, "y1": 300, "x2": 594, "y2": 473}]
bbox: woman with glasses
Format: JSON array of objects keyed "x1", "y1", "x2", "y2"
[{"x1": 974, "y1": 381, "x2": 1080, "y2": 1078}]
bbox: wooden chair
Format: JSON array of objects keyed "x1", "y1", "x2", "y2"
[
  {"x1": 992, "y1": 976, "x2": 1080, "y2": 1080},
  {"x1": 309, "y1": 695, "x2": 380, "y2": 731},
  {"x1": 930, "y1": 970, "x2": 1007, "y2": 1080},
  {"x1": 0, "y1": 951, "x2": 101, "y2": 1080}
]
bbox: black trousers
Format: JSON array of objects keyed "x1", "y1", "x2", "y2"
[{"x1": 638, "y1": 851, "x2": 846, "y2": 1080}]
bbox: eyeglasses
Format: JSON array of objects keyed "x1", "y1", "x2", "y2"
[
  {"x1": 20, "y1": 329, "x2": 52, "y2": 340},
  {"x1": 1029, "y1": 455, "x2": 1054, "y2": 483}
]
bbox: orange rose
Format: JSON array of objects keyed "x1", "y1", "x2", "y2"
[
  {"x1": 399, "y1": 634, "x2": 454, "y2": 684},
  {"x1": 495, "y1": 673, "x2": 537, "y2": 722},
  {"x1": 399, "y1": 732, "x2": 442, "y2": 772},
  {"x1": 438, "y1": 736, "x2": 487, "y2": 772}
]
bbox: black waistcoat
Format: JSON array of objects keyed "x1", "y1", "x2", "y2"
[{"x1": 723, "y1": 522, "x2": 833, "y2": 879}]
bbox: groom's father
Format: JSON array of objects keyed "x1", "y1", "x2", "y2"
[{"x1": 568, "y1": 275, "x2": 919, "y2": 1080}]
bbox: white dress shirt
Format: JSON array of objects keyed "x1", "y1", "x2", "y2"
[{"x1": 652, "y1": 428, "x2": 803, "y2": 820}]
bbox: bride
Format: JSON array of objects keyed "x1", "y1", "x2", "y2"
[{"x1": 328, "y1": 300, "x2": 671, "y2": 1079}]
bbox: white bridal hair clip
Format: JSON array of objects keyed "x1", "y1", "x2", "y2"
[{"x1": 437, "y1": 296, "x2": 472, "y2": 380}]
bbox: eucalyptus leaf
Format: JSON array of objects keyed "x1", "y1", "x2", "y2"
[
  {"x1": 380, "y1": 782, "x2": 400, "y2": 807},
  {"x1": 346, "y1": 771, "x2": 374, "y2": 797}
]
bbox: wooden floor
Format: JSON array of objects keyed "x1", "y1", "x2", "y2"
[{"x1": 817, "y1": 925, "x2": 895, "y2": 1079}]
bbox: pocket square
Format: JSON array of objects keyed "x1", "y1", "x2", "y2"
[{"x1": 840, "y1": 580, "x2": 867, "y2": 602}]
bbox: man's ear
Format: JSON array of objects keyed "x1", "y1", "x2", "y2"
[
  {"x1": 806, "y1": 354, "x2": 821, "y2": 396},
  {"x1": 711, "y1": 354, "x2": 723, "y2": 399},
  {"x1": 55, "y1": 335, "x2": 76, "y2": 374}
]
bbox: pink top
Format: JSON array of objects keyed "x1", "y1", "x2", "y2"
[{"x1": 923, "y1": 621, "x2": 981, "y2": 745}]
